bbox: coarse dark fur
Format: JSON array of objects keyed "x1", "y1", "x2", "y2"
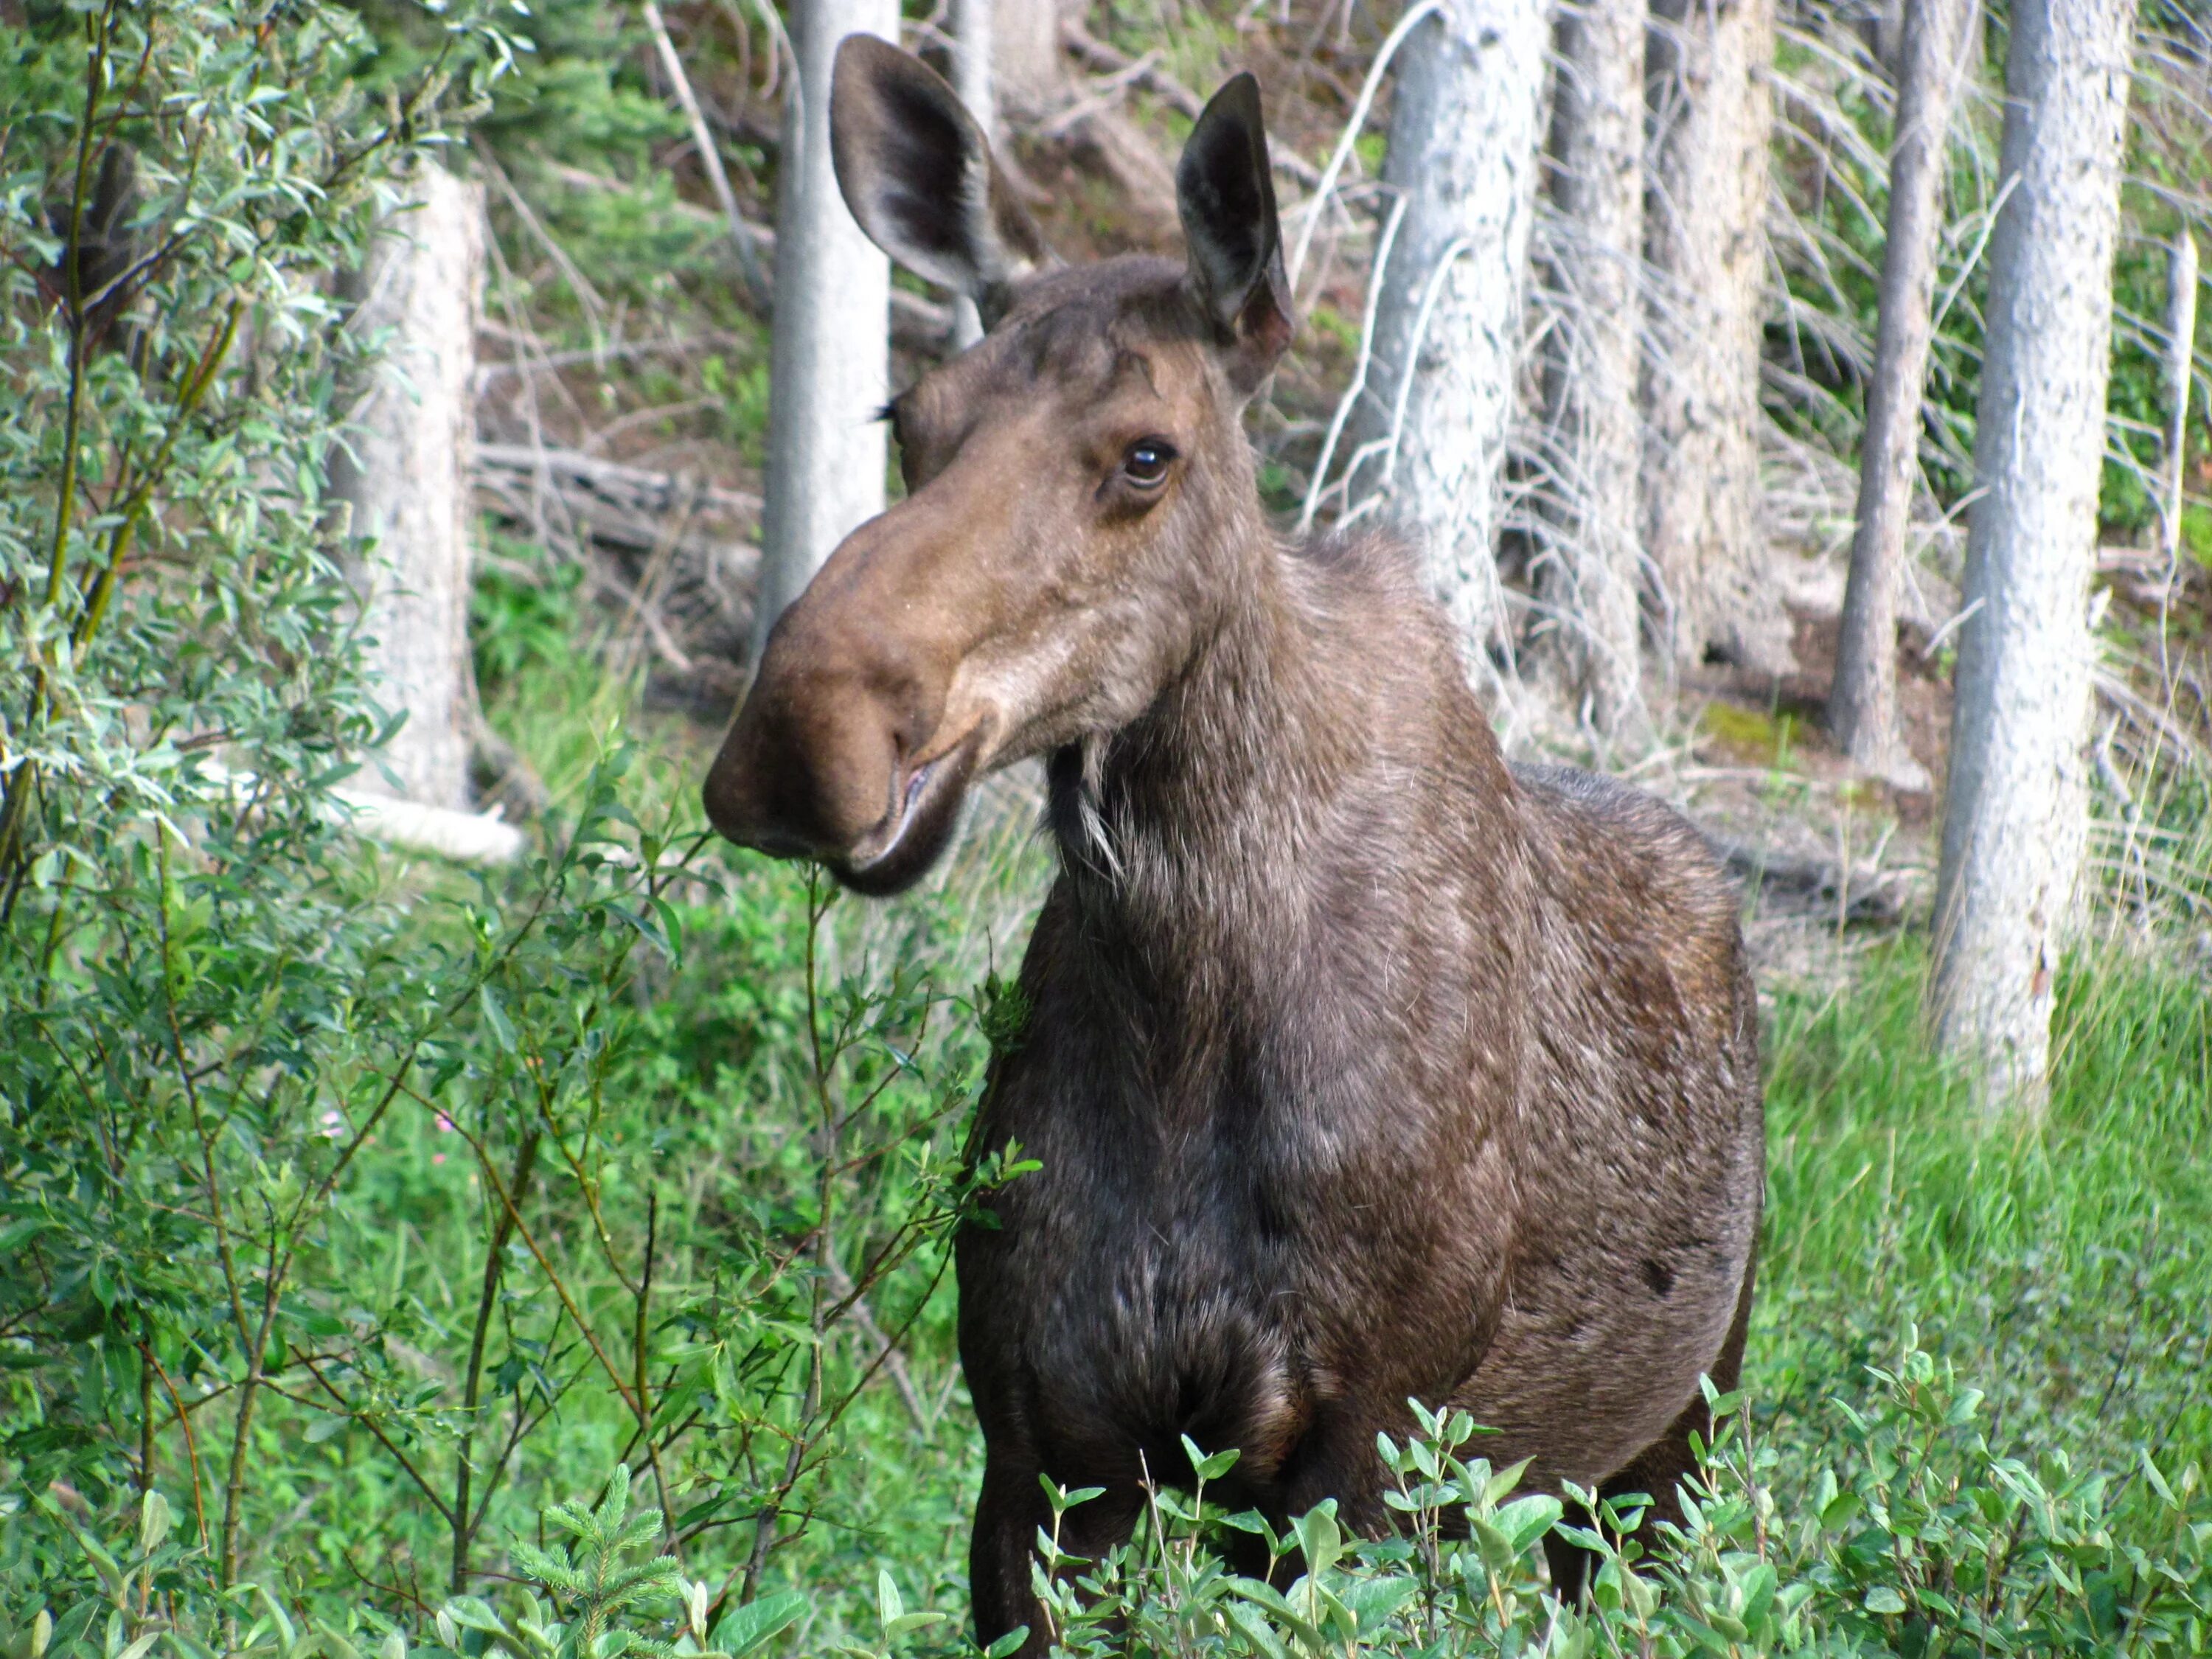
[{"x1": 703, "y1": 41, "x2": 1764, "y2": 1652}]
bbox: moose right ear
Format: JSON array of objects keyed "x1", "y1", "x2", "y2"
[{"x1": 830, "y1": 35, "x2": 1050, "y2": 326}]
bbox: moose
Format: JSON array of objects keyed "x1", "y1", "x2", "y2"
[{"x1": 703, "y1": 38, "x2": 1765, "y2": 1649}]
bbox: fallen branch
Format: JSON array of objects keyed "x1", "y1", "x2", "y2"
[
  {"x1": 476, "y1": 442, "x2": 762, "y2": 571},
  {"x1": 1060, "y1": 17, "x2": 1321, "y2": 187},
  {"x1": 1708, "y1": 833, "x2": 1915, "y2": 925},
  {"x1": 201, "y1": 762, "x2": 528, "y2": 866},
  {"x1": 641, "y1": 0, "x2": 771, "y2": 305}
]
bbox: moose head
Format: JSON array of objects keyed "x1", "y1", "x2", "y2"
[{"x1": 702, "y1": 36, "x2": 1294, "y2": 892}]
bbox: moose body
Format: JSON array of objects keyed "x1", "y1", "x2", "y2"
[{"x1": 703, "y1": 41, "x2": 1763, "y2": 1649}]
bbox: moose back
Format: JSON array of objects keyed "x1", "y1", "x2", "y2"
[{"x1": 703, "y1": 38, "x2": 1765, "y2": 1649}]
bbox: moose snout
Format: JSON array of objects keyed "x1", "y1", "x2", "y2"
[
  {"x1": 701, "y1": 667, "x2": 902, "y2": 859},
  {"x1": 703, "y1": 563, "x2": 981, "y2": 894}
]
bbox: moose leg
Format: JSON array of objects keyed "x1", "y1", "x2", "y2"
[
  {"x1": 971, "y1": 1451, "x2": 1049, "y2": 1651},
  {"x1": 973, "y1": 1454, "x2": 1150, "y2": 1656},
  {"x1": 1544, "y1": 1257, "x2": 1757, "y2": 1603}
]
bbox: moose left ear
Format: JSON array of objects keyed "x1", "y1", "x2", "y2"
[
  {"x1": 831, "y1": 35, "x2": 1050, "y2": 327},
  {"x1": 1177, "y1": 72, "x2": 1294, "y2": 394}
]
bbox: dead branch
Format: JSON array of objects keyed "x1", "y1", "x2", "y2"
[{"x1": 476, "y1": 442, "x2": 760, "y2": 568}]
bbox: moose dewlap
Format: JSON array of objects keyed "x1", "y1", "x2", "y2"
[{"x1": 702, "y1": 38, "x2": 1765, "y2": 1652}]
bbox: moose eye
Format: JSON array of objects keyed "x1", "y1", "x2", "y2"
[{"x1": 1121, "y1": 439, "x2": 1177, "y2": 488}]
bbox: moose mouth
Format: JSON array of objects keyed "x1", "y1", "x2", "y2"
[{"x1": 835, "y1": 725, "x2": 987, "y2": 896}]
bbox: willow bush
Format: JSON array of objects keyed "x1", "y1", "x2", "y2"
[{"x1": 0, "y1": 2, "x2": 1004, "y2": 1644}]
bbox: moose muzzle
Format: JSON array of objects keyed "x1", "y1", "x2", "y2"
[{"x1": 702, "y1": 514, "x2": 990, "y2": 897}]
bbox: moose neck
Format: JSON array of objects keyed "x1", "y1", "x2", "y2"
[{"x1": 1047, "y1": 512, "x2": 1486, "y2": 1015}]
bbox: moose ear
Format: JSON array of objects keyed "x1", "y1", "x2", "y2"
[
  {"x1": 1176, "y1": 72, "x2": 1294, "y2": 392},
  {"x1": 831, "y1": 35, "x2": 1049, "y2": 325}
]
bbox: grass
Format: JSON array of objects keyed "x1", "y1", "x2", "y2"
[{"x1": 1756, "y1": 938, "x2": 2211, "y2": 1487}]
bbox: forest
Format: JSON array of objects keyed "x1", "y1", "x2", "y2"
[{"x1": 1, "y1": 0, "x2": 2209, "y2": 1656}]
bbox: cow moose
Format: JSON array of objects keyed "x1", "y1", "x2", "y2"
[{"x1": 702, "y1": 38, "x2": 1765, "y2": 1650}]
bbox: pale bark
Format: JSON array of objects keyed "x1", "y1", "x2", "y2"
[
  {"x1": 2160, "y1": 230, "x2": 2197, "y2": 571},
  {"x1": 1931, "y1": 0, "x2": 2135, "y2": 1116},
  {"x1": 1357, "y1": 0, "x2": 1549, "y2": 661},
  {"x1": 750, "y1": 0, "x2": 900, "y2": 661},
  {"x1": 992, "y1": 0, "x2": 1062, "y2": 121},
  {"x1": 335, "y1": 162, "x2": 484, "y2": 813},
  {"x1": 1644, "y1": 0, "x2": 1793, "y2": 679},
  {"x1": 1864, "y1": 0, "x2": 1906, "y2": 77},
  {"x1": 202, "y1": 762, "x2": 526, "y2": 866},
  {"x1": 1547, "y1": 0, "x2": 1650, "y2": 737},
  {"x1": 949, "y1": 0, "x2": 998, "y2": 350},
  {"x1": 1829, "y1": 0, "x2": 1973, "y2": 787}
]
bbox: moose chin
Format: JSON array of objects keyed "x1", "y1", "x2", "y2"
[{"x1": 703, "y1": 36, "x2": 1764, "y2": 1655}]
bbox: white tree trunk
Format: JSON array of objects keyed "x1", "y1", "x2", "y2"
[
  {"x1": 337, "y1": 162, "x2": 484, "y2": 813},
  {"x1": 750, "y1": 0, "x2": 899, "y2": 661},
  {"x1": 1358, "y1": 0, "x2": 1548, "y2": 661},
  {"x1": 1829, "y1": 0, "x2": 1972, "y2": 787},
  {"x1": 1644, "y1": 0, "x2": 1793, "y2": 679},
  {"x1": 1547, "y1": 0, "x2": 1650, "y2": 737},
  {"x1": 2160, "y1": 230, "x2": 2197, "y2": 569},
  {"x1": 949, "y1": 0, "x2": 999, "y2": 351},
  {"x1": 950, "y1": 0, "x2": 998, "y2": 139},
  {"x1": 1931, "y1": 0, "x2": 2135, "y2": 1116},
  {"x1": 992, "y1": 0, "x2": 1062, "y2": 122}
]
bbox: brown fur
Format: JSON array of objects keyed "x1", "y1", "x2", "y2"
[{"x1": 703, "y1": 45, "x2": 1764, "y2": 1649}]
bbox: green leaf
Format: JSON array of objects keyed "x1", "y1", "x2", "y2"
[
  {"x1": 479, "y1": 984, "x2": 518, "y2": 1054},
  {"x1": 1037, "y1": 1478, "x2": 1104, "y2": 1516},
  {"x1": 1291, "y1": 1503, "x2": 1341, "y2": 1579},
  {"x1": 1183, "y1": 1434, "x2": 1241, "y2": 1481},
  {"x1": 137, "y1": 1491, "x2": 173, "y2": 1555},
  {"x1": 979, "y1": 1629, "x2": 1029, "y2": 1659},
  {"x1": 442, "y1": 1598, "x2": 507, "y2": 1635},
  {"x1": 1222, "y1": 1602, "x2": 1289, "y2": 1659},
  {"x1": 708, "y1": 1601, "x2": 805, "y2": 1659},
  {"x1": 1339, "y1": 1574, "x2": 1416, "y2": 1631},
  {"x1": 1864, "y1": 1586, "x2": 1909, "y2": 1615},
  {"x1": 1498, "y1": 1493, "x2": 1565, "y2": 1551}
]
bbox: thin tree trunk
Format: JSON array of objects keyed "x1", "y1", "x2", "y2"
[
  {"x1": 2160, "y1": 230, "x2": 2197, "y2": 575},
  {"x1": 1547, "y1": 0, "x2": 1651, "y2": 739},
  {"x1": 949, "y1": 0, "x2": 998, "y2": 351},
  {"x1": 335, "y1": 162, "x2": 485, "y2": 813},
  {"x1": 1829, "y1": 0, "x2": 1973, "y2": 787},
  {"x1": 749, "y1": 0, "x2": 899, "y2": 662},
  {"x1": 1357, "y1": 0, "x2": 1549, "y2": 666},
  {"x1": 992, "y1": 0, "x2": 1062, "y2": 122},
  {"x1": 1930, "y1": 0, "x2": 2135, "y2": 1117},
  {"x1": 1644, "y1": 0, "x2": 1793, "y2": 681}
]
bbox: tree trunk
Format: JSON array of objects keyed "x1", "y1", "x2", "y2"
[
  {"x1": 1930, "y1": 0, "x2": 2135, "y2": 1116},
  {"x1": 992, "y1": 0, "x2": 1062, "y2": 122},
  {"x1": 1828, "y1": 0, "x2": 1972, "y2": 788},
  {"x1": 1546, "y1": 0, "x2": 1651, "y2": 739},
  {"x1": 2160, "y1": 229, "x2": 2197, "y2": 572},
  {"x1": 1357, "y1": 0, "x2": 1549, "y2": 664},
  {"x1": 949, "y1": 0, "x2": 998, "y2": 351},
  {"x1": 750, "y1": 0, "x2": 900, "y2": 662},
  {"x1": 1643, "y1": 0, "x2": 1793, "y2": 680},
  {"x1": 335, "y1": 162, "x2": 485, "y2": 813}
]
